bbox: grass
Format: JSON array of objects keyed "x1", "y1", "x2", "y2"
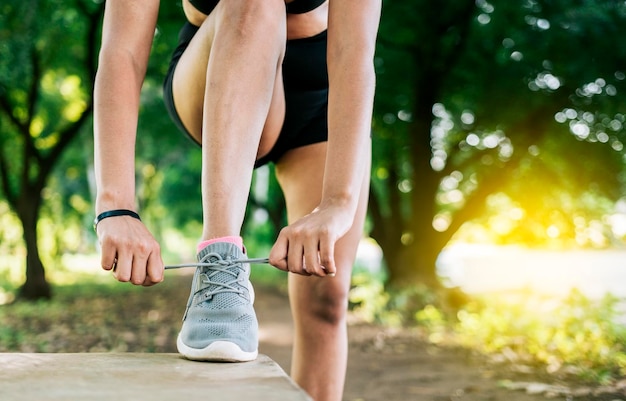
[
  {"x1": 0, "y1": 272, "x2": 191, "y2": 353},
  {"x1": 452, "y1": 290, "x2": 626, "y2": 384},
  {"x1": 349, "y1": 272, "x2": 626, "y2": 385}
]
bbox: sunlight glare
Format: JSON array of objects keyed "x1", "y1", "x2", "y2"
[
  {"x1": 466, "y1": 133, "x2": 480, "y2": 146},
  {"x1": 461, "y1": 111, "x2": 474, "y2": 125},
  {"x1": 30, "y1": 116, "x2": 45, "y2": 137},
  {"x1": 483, "y1": 134, "x2": 499, "y2": 148},
  {"x1": 508, "y1": 207, "x2": 524, "y2": 220},
  {"x1": 546, "y1": 225, "x2": 560, "y2": 238},
  {"x1": 0, "y1": 288, "x2": 15, "y2": 305},
  {"x1": 477, "y1": 13, "x2": 491, "y2": 25},
  {"x1": 438, "y1": 244, "x2": 626, "y2": 298},
  {"x1": 432, "y1": 214, "x2": 451, "y2": 232}
]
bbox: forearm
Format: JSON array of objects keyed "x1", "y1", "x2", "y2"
[
  {"x1": 93, "y1": 50, "x2": 144, "y2": 213},
  {"x1": 323, "y1": 0, "x2": 380, "y2": 216},
  {"x1": 323, "y1": 58, "x2": 375, "y2": 213},
  {"x1": 93, "y1": 0, "x2": 158, "y2": 214}
]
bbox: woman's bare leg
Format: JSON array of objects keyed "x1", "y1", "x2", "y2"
[
  {"x1": 275, "y1": 141, "x2": 371, "y2": 401},
  {"x1": 172, "y1": 0, "x2": 286, "y2": 240}
]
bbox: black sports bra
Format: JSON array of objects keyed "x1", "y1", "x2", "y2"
[{"x1": 188, "y1": 0, "x2": 326, "y2": 16}]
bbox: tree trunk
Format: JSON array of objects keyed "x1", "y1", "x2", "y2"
[
  {"x1": 381, "y1": 238, "x2": 441, "y2": 290},
  {"x1": 369, "y1": 172, "x2": 444, "y2": 290},
  {"x1": 17, "y1": 193, "x2": 51, "y2": 300}
]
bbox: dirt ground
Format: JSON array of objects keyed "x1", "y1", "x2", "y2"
[
  {"x1": 258, "y1": 288, "x2": 524, "y2": 401},
  {"x1": 250, "y1": 279, "x2": 624, "y2": 401}
]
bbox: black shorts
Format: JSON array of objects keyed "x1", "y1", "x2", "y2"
[{"x1": 163, "y1": 22, "x2": 329, "y2": 167}]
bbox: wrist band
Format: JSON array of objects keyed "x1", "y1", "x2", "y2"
[{"x1": 93, "y1": 209, "x2": 141, "y2": 231}]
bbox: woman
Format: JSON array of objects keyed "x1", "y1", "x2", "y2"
[{"x1": 93, "y1": 1, "x2": 380, "y2": 400}]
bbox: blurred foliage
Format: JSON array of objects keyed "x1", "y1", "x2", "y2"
[
  {"x1": 349, "y1": 272, "x2": 400, "y2": 325},
  {"x1": 349, "y1": 271, "x2": 465, "y2": 328},
  {"x1": 349, "y1": 270, "x2": 626, "y2": 385},
  {"x1": 455, "y1": 290, "x2": 626, "y2": 384}
]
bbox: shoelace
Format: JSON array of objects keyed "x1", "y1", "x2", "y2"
[
  {"x1": 186, "y1": 256, "x2": 267, "y2": 299},
  {"x1": 200, "y1": 264, "x2": 245, "y2": 298},
  {"x1": 164, "y1": 257, "x2": 270, "y2": 270}
]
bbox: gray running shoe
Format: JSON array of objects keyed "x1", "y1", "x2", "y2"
[{"x1": 177, "y1": 242, "x2": 258, "y2": 362}]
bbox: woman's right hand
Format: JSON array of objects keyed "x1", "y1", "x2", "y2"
[{"x1": 96, "y1": 216, "x2": 164, "y2": 286}]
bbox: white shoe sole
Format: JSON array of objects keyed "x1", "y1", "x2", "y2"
[{"x1": 177, "y1": 336, "x2": 258, "y2": 362}]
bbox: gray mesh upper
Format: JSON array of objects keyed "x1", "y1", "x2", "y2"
[{"x1": 179, "y1": 242, "x2": 258, "y2": 352}]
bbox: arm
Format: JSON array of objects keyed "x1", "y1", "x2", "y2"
[
  {"x1": 94, "y1": 0, "x2": 164, "y2": 285},
  {"x1": 322, "y1": 0, "x2": 380, "y2": 217},
  {"x1": 269, "y1": 0, "x2": 381, "y2": 276}
]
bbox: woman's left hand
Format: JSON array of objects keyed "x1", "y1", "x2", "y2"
[{"x1": 269, "y1": 202, "x2": 354, "y2": 277}]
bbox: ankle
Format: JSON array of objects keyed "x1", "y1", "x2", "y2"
[{"x1": 197, "y1": 236, "x2": 244, "y2": 253}]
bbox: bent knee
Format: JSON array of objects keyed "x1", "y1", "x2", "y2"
[{"x1": 305, "y1": 281, "x2": 350, "y2": 326}]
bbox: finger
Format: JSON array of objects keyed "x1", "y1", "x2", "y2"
[
  {"x1": 286, "y1": 238, "x2": 306, "y2": 275},
  {"x1": 112, "y1": 251, "x2": 132, "y2": 282},
  {"x1": 99, "y1": 235, "x2": 118, "y2": 272},
  {"x1": 299, "y1": 257, "x2": 312, "y2": 276},
  {"x1": 130, "y1": 255, "x2": 147, "y2": 285},
  {"x1": 303, "y1": 238, "x2": 324, "y2": 277},
  {"x1": 142, "y1": 272, "x2": 161, "y2": 287},
  {"x1": 145, "y1": 250, "x2": 164, "y2": 285},
  {"x1": 269, "y1": 231, "x2": 289, "y2": 272},
  {"x1": 319, "y1": 235, "x2": 337, "y2": 277},
  {"x1": 142, "y1": 278, "x2": 158, "y2": 287}
]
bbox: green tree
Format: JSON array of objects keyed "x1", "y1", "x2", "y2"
[
  {"x1": 0, "y1": 0, "x2": 102, "y2": 299},
  {"x1": 0, "y1": 0, "x2": 192, "y2": 299},
  {"x1": 371, "y1": 0, "x2": 626, "y2": 288}
]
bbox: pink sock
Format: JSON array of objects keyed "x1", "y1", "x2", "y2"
[{"x1": 197, "y1": 236, "x2": 243, "y2": 253}]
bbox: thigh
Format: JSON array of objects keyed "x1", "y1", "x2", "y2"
[
  {"x1": 171, "y1": 15, "x2": 216, "y2": 139},
  {"x1": 171, "y1": 10, "x2": 285, "y2": 151},
  {"x1": 275, "y1": 141, "x2": 371, "y2": 307}
]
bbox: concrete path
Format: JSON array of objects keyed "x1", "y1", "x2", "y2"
[{"x1": 0, "y1": 353, "x2": 312, "y2": 401}]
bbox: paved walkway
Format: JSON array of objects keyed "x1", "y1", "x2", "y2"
[{"x1": 0, "y1": 353, "x2": 311, "y2": 401}]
